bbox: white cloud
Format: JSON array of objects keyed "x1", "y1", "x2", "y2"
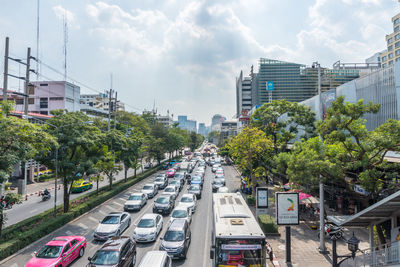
[{"x1": 52, "y1": 5, "x2": 79, "y2": 29}]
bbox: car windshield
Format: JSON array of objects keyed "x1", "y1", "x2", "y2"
[
  {"x1": 192, "y1": 177, "x2": 201, "y2": 181},
  {"x1": 143, "y1": 185, "x2": 153, "y2": 190},
  {"x1": 214, "y1": 180, "x2": 224, "y2": 185},
  {"x1": 90, "y1": 250, "x2": 120, "y2": 265},
  {"x1": 171, "y1": 181, "x2": 179, "y2": 185},
  {"x1": 138, "y1": 218, "x2": 155, "y2": 228},
  {"x1": 155, "y1": 178, "x2": 164, "y2": 183},
  {"x1": 172, "y1": 210, "x2": 187, "y2": 218},
  {"x1": 101, "y1": 216, "x2": 120, "y2": 224},
  {"x1": 165, "y1": 187, "x2": 175, "y2": 192},
  {"x1": 36, "y1": 245, "x2": 62, "y2": 258},
  {"x1": 164, "y1": 231, "x2": 185, "y2": 241},
  {"x1": 180, "y1": 197, "x2": 193, "y2": 203},
  {"x1": 128, "y1": 195, "x2": 142, "y2": 200},
  {"x1": 174, "y1": 174, "x2": 183, "y2": 178},
  {"x1": 156, "y1": 197, "x2": 169, "y2": 204},
  {"x1": 189, "y1": 186, "x2": 200, "y2": 191}
]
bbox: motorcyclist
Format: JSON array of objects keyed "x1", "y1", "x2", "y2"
[{"x1": 43, "y1": 188, "x2": 50, "y2": 196}]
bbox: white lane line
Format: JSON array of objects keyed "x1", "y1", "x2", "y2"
[
  {"x1": 113, "y1": 202, "x2": 123, "y2": 208},
  {"x1": 78, "y1": 222, "x2": 88, "y2": 229},
  {"x1": 66, "y1": 230, "x2": 73, "y2": 236},
  {"x1": 104, "y1": 205, "x2": 114, "y2": 211},
  {"x1": 88, "y1": 216, "x2": 99, "y2": 223},
  {"x1": 9, "y1": 263, "x2": 18, "y2": 267},
  {"x1": 98, "y1": 209, "x2": 107, "y2": 215}
]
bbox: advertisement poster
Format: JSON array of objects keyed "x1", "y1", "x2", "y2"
[
  {"x1": 391, "y1": 226, "x2": 400, "y2": 243},
  {"x1": 256, "y1": 188, "x2": 268, "y2": 209},
  {"x1": 276, "y1": 192, "x2": 299, "y2": 225}
]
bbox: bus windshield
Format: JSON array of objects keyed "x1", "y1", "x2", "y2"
[{"x1": 216, "y1": 240, "x2": 264, "y2": 267}]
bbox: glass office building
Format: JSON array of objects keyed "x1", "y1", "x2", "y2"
[{"x1": 256, "y1": 58, "x2": 361, "y2": 104}]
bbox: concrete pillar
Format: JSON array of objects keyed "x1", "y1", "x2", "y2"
[
  {"x1": 29, "y1": 165, "x2": 34, "y2": 183},
  {"x1": 392, "y1": 216, "x2": 397, "y2": 229},
  {"x1": 369, "y1": 224, "x2": 375, "y2": 250}
]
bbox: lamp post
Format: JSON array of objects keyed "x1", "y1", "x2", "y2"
[{"x1": 332, "y1": 232, "x2": 360, "y2": 267}]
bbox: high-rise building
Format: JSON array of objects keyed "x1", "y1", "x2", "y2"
[
  {"x1": 156, "y1": 115, "x2": 173, "y2": 128},
  {"x1": 80, "y1": 93, "x2": 125, "y2": 112},
  {"x1": 178, "y1": 115, "x2": 187, "y2": 129},
  {"x1": 236, "y1": 71, "x2": 253, "y2": 117},
  {"x1": 198, "y1": 123, "x2": 206, "y2": 136},
  {"x1": 186, "y1": 120, "x2": 197, "y2": 133},
  {"x1": 211, "y1": 114, "x2": 226, "y2": 132},
  {"x1": 380, "y1": 13, "x2": 400, "y2": 68}
]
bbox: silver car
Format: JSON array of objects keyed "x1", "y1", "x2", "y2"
[
  {"x1": 169, "y1": 206, "x2": 192, "y2": 225},
  {"x1": 178, "y1": 194, "x2": 197, "y2": 213},
  {"x1": 154, "y1": 176, "x2": 168, "y2": 189},
  {"x1": 94, "y1": 212, "x2": 131, "y2": 241},
  {"x1": 142, "y1": 183, "x2": 158, "y2": 199},
  {"x1": 163, "y1": 185, "x2": 178, "y2": 200},
  {"x1": 124, "y1": 193, "x2": 147, "y2": 211},
  {"x1": 133, "y1": 213, "x2": 163, "y2": 242}
]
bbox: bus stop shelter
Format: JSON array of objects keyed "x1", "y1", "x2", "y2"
[{"x1": 327, "y1": 190, "x2": 400, "y2": 250}]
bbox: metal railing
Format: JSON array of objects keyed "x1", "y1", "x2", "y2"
[{"x1": 340, "y1": 241, "x2": 400, "y2": 267}]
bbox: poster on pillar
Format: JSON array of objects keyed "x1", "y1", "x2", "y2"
[
  {"x1": 276, "y1": 192, "x2": 299, "y2": 225},
  {"x1": 391, "y1": 226, "x2": 400, "y2": 242}
]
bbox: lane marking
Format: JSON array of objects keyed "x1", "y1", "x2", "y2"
[
  {"x1": 29, "y1": 208, "x2": 38, "y2": 214},
  {"x1": 98, "y1": 209, "x2": 106, "y2": 215},
  {"x1": 88, "y1": 216, "x2": 99, "y2": 224},
  {"x1": 113, "y1": 202, "x2": 123, "y2": 208},
  {"x1": 78, "y1": 222, "x2": 88, "y2": 229}
]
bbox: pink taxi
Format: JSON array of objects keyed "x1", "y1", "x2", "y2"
[
  {"x1": 26, "y1": 236, "x2": 86, "y2": 267},
  {"x1": 166, "y1": 168, "x2": 176, "y2": 178}
]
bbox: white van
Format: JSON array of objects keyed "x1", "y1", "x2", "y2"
[{"x1": 138, "y1": 251, "x2": 171, "y2": 267}]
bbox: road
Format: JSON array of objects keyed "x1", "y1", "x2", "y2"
[
  {"x1": 4, "y1": 161, "x2": 154, "y2": 227},
  {"x1": 0, "y1": 164, "x2": 241, "y2": 267}
]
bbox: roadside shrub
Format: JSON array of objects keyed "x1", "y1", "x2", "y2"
[
  {"x1": 246, "y1": 195, "x2": 256, "y2": 206},
  {"x1": 258, "y1": 214, "x2": 278, "y2": 234}
]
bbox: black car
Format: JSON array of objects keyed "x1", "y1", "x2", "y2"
[
  {"x1": 153, "y1": 195, "x2": 175, "y2": 215},
  {"x1": 173, "y1": 172, "x2": 186, "y2": 186},
  {"x1": 88, "y1": 236, "x2": 137, "y2": 267},
  {"x1": 154, "y1": 175, "x2": 168, "y2": 189},
  {"x1": 160, "y1": 219, "x2": 191, "y2": 259}
]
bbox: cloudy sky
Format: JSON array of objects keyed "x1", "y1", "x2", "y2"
[{"x1": 0, "y1": 0, "x2": 398, "y2": 125}]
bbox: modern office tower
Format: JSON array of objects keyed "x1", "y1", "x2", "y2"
[{"x1": 380, "y1": 13, "x2": 400, "y2": 68}]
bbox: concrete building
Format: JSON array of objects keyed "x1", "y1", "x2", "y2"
[
  {"x1": 80, "y1": 92, "x2": 125, "y2": 112},
  {"x1": 366, "y1": 51, "x2": 384, "y2": 65},
  {"x1": 198, "y1": 123, "x2": 206, "y2": 136},
  {"x1": 186, "y1": 120, "x2": 197, "y2": 133},
  {"x1": 236, "y1": 70, "x2": 253, "y2": 117},
  {"x1": 14, "y1": 81, "x2": 81, "y2": 115},
  {"x1": 211, "y1": 114, "x2": 226, "y2": 132},
  {"x1": 380, "y1": 12, "x2": 400, "y2": 68},
  {"x1": 220, "y1": 121, "x2": 238, "y2": 142},
  {"x1": 178, "y1": 115, "x2": 187, "y2": 129},
  {"x1": 156, "y1": 115, "x2": 173, "y2": 128}
]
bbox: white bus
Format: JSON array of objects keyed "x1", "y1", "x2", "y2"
[{"x1": 210, "y1": 193, "x2": 267, "y2": 267}]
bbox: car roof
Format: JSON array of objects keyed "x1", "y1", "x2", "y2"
[
  {"x1": 159, "y1": 194, "x2": 172, "y2": 199},
  {"x1": 141, "y1": 213, "x2": 159, "y2": 220},
  {"x1": 168, "y1": 219, "x2": 187, "y2": 231},
  {"x1": 138, "y1": 251, "x2": 168, "y2": 267},
  {"x1": 130, "y1": 192, "x2": 144, "y2": 196},
  {"x1": 101, "y1": 236, "x2": 130, "y2": 251},
  {"x1": 47, "y1": 236, "x2": 81, "y2": 246},
  {"x1": 181, "y1": 193, "x2": 194, "y2": 198},
  {"x1": 108, "y1": 212, "x2": 123, "y2": 216},
  {"x1": 144, "y1": 183, "x2": 154, "y2": 186},
  {"x1": 165, "y1": 185, "x2": 176, "y2": 189},
  {"x1": 189, "y1": 184, "x2": 201, "y2": 189},
  {"x1": 174, "y1": 205, "x2": 189, "y2": 211}
]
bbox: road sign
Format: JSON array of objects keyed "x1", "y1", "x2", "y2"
[
  {"x1": 276, "y1": 192, "x2": 299, "y2": 225},
  {"x1": 266, "y1": 81, "x2": 274, "y2": 91}
]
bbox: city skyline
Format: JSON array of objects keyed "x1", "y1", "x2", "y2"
[{"x1": 0, "y1": 0, "x2": 398, "y2": 123}]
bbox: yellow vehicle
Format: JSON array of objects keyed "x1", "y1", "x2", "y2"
[{"x1": 71, "y1": 179, "x2": 93, "y2": 193}]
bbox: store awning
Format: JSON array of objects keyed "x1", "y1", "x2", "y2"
[{"x1": 327, "y1": 190, "x2": 400, "y2": 227}]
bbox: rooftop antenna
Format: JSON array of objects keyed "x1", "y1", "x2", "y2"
[
  {"x1": 36, "y1": 0, "x2": 40, "y2": 80},
  {"x1": 153, "y1": 99, "x2": 156, "y2": 115},
  {"x1": 63, "y1": 8, "x2": 68, "y2": 81}
]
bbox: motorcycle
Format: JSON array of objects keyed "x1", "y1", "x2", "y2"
[
  {"x1": 42, "y1": 192, "x2": 51, "y2": 202},
  {"x1": 318, "y1": 224, "x2": 343, "y2": 239}
]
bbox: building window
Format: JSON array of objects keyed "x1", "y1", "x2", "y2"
[
  {"x1": 396, "y1": 34, "x2": 400, "y2": 41},
  {"x1": 389, "y1": 45, "x2": 393, "y2": 51},
  {"x1": 396, "y1": 58, "x2": 400, "y2": 62},
  {"x1": 396, "y1": 50, "x2": 400, "y2": 56},
  {"x1": 382, "y1": 63, "x2": 386, "y2": 68},
  {"x1": 15, "y1": 99, "x2": 23, "y2": 105},
  {"x1": 40, "y1": 98, "x2": 48, "y2": 108},
  {"x1": 66, "y1": 97, "x2": 74, "y2": 103},
  {"x1": 28, "y1": 98, "x2": 35, "y2": 104},
  {"x1": 389, "y1": 53, "x2": 394, "y2": 59},
  {"x1": 28, "y1": 86, "x2": 35, "y2": 95},
  {"x1": 39, "y1": 83, "x2": 48, "y2": 86},
  {"x1": 49, "y1": 97, "x2": 64, "y2": 101},
  {"x1": 382, "y1": 56, "x2": 387, "y2": 61},
  {"x1": 39, "y1": 111, "x2": 48, "y2": 115},
  {"x1": 396, "y1": 26, "x2": 400, "y2": 32},
  {"x1": 388, "y1": 37, "x2": 393, "y2": 44},
  {"x1": 395, "y1": 18, "x2": 400, "y2": 25},
  {"x1": 389, "y1": 60, "x2": 394, "y2": 65}
]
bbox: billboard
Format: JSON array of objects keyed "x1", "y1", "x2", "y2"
[
  {"x1": 256, "y1": 187, "x2": 268, "y2": 209},
  {"x1": 276, "y1": 192, "x2": 299, "y2": 225},
  {"x1": 266, "y1": 81, "x2": 274, "y2": 91}
]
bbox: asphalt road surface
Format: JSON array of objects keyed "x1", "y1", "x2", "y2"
[{"x1": 0, "y1": 164, "x2": 241, "y2": 267}]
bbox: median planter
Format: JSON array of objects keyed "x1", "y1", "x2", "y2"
[
  {"x1": 246, "y1": 195, "x2": 256, "y2": 206},
  {"x1": 0, "y1": 161, "x2": 169, "y2": 262},
  {"x1": 258, "y1": 214, "x2": 279, "y2": 234}
]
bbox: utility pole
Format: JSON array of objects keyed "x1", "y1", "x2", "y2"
[
  {"x1": 108, "y1": 88, "x2": 112, "y2": 131},
  {"x1": 114, "y1": 91, "x2": 117, "y2": 129},
  {"x1": 3, "y1": 37, "x2": 9, "y2": 104},
  {"x1": 24, "y1": 47, "x2": 31, "y2": 117},
  {"x1": 36, "y1": 0, "x2": 40, "y2": 80}
]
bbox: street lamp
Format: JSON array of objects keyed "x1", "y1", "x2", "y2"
[{"x1": 332, "y1": 232, "x2": 360, "y2": 267}]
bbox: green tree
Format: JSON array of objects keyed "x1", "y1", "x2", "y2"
[
  {"x1": 95, "y1": 151, "x2": 122, "y2": 190},
  {"x1": 251, "y1": 100, "x2": 316, "y2": 154},
  {"x1": 39, "y1": 111, "x2": 103, "y2": 213},
  {"x1": 120, "y1": 134, "x2": 144, "y2": 181},
  {"x1": 227, "y1": 126, "x2": 273, "y2": 194}
]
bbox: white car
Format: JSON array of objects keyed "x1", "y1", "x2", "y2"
[
  {"x1": 178, "y1": 194, "x2": 197, "y2": 213},
  {"x1": 133, "y1": 213, "x2": 163, "y2": 242},
  {"x1": 163, "y1": 185, "x2": 178, "y2": 200},
  {"x1": 212, "y1": 164, "x2": 221, "y2": 172},
  {"x1": 94, "y1": 212, "x2": 131, "y2": 241},
  {"x1": 169, "y1": 206, "x2": 192, "y2": 225},
  {"x1": 124, "y1": 193, "x2": 147, "y2": 211},
  {"x1": 142, "y1": 183, "x2": 158, "y2": 199}
]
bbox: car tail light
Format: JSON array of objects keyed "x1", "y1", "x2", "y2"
[{"x1": 327, "y1": 228, "x2": 331, "y2": 233}]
